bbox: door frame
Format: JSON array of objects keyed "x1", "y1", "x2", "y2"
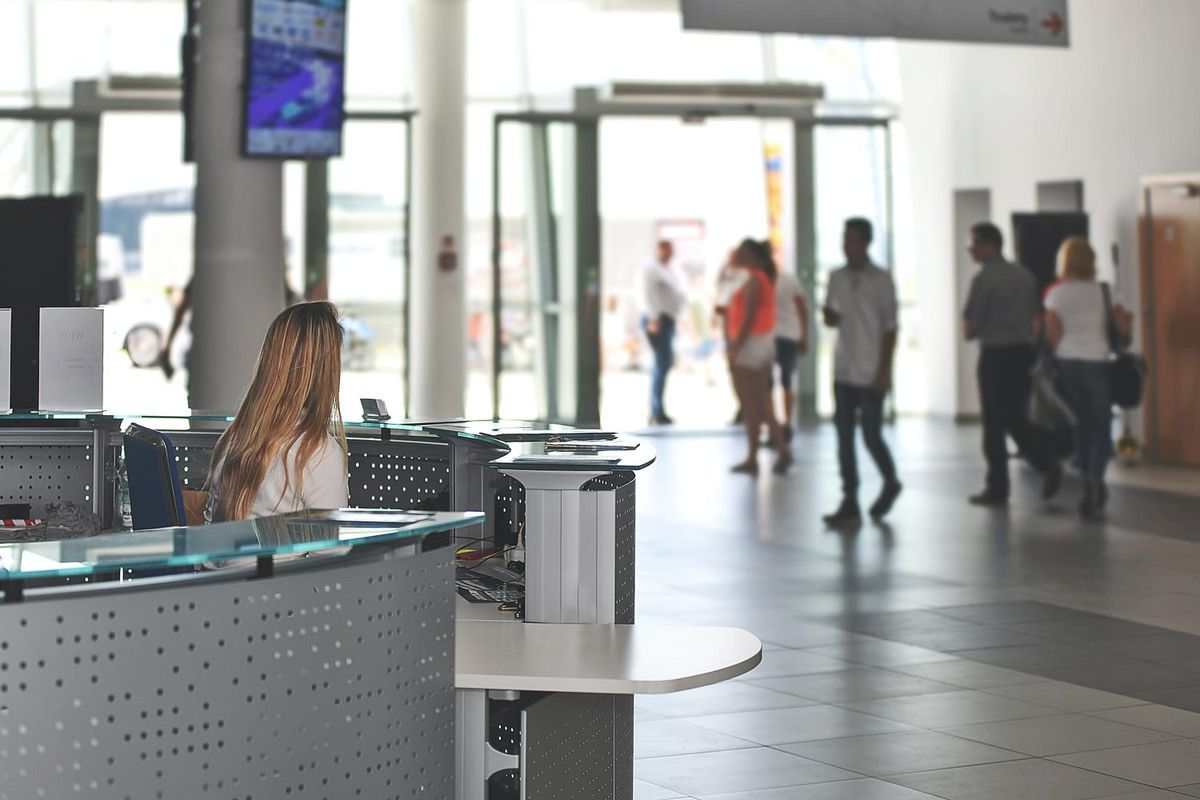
[
  {"x1": 490, "y1": 92, "x2": 896, "y2": 425},
  {"x1": 1139, "y1": 172, "x2": 1200, "y2": 465}
]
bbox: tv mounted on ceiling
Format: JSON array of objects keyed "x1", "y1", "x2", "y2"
[{"x1": 242, "y1": 0, "x2": 348, "y2": 159}]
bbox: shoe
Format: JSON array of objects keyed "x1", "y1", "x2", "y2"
[
  {"x1": 870, "y1": 480, "x2": 903, "y2": 519},
  {"x1": 823, "y1": 498, "x2": 862, "y2": 526},
  {"x1": 968, "y1": 491, "x2": 1008, "y2": 508},
  {"x1": 772, "y1": 451, "x2": 794, "y2": 475},
  {"x1": 1080, "y1": 480, "x2": 1096, "y2": 518},
  {"x1": 730, "y1": 461, "x2": 759, "y2": 476},
  {"x1": 650, "y1": 414, "x2": 675, "y2": 426},
  {"x1": 1042, "y1": 460, "x2": 1063, "y2": 500}
]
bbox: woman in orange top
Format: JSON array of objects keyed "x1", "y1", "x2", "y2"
[{"x1": 727, "y1": 239, "x2": 792, "y2": 475}]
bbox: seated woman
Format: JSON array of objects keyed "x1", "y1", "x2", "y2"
[{"x1": 205, "y1": 301, "x2": 348, "y2": 523}]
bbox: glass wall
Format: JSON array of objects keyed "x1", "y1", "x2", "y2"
[
  {"x1": 462, "y1": 1, "x2": 912, "y2": 423},
  {"x1": 0, "y1": 120, "x2": 37, "y2": 195},
  {"x1": 0, "y1": 0, "x2": 913, "y2": 419},
  {"x1": 98, "y1": 112, "x2": 194, "y2": 413},
  {"x1": 0, "y1": 0, "x2": 416, "y2": 415},
  {"x1": 328, "y1": 120, "x2": 410, "y2": 415}
]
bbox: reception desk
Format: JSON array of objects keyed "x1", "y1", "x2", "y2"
[
  {"x1": 0, "y1": 413, "x2": 755, "y2": 800},
  {"x1": 0, "y1": 509, "x2": 481, "y2": 800}
]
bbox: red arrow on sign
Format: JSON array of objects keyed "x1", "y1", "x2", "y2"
[{"x1": 1042, "y1": 11, "x2": 1064, "y2": 37}]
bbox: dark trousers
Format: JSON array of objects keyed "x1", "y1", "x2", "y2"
[
  {"x1": 834, "y1": 382, "x2": 897, "y2": 499},
  {"x1": 1057, "y1": 359, "x2": 1113, "y2": 485},
  {"x1": 978, "y1": 344, "x2": 1051, "y2": 498},
  {"x1": 643, "y1": 314, "x2": 675, "y2": 419}
]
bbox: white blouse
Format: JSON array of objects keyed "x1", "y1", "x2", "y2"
[{"x1": 206, "y1": 435, "x2": 349, "y2": 522}]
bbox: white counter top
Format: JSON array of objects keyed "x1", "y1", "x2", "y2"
[{"x1": 455, "y1": 619, "x2": 762, "y2": 694}]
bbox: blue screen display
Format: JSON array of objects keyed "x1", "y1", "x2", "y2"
[{"x1": 244, "y1": 0, "x2": 347, "y2": 158}]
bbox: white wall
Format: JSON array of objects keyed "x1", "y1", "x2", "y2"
[{"x1": 896, "y1": 0, "x2": 1200, "y2": 417}]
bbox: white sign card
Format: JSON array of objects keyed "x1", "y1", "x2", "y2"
[
  {"x1": 39, "y1": 307, "x2": 104, "y2": 412},
  {"x1": 681, "y1": 0, "x2": 1069, "y2": 47},
  {"x1": 0, "y1": 310, "x2": 10, "y2": 413}
]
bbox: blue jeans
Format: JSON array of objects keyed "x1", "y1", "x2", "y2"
[
  {"x1": 643, "y1": 314, "x2": 675, "y2": 419},
  {"x1": 1057, "y1": 359, "x2": 1112, "y2": 485}
]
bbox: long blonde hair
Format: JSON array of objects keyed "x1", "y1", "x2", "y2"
[
  {"x1": 1057, "y1": 236, "x2": 1097, "y2": 281},
  {"x1": 208, "y1": 301, "x2": 347, "y2": 521}
]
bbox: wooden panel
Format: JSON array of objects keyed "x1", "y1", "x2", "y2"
[{"x1": 1141, "y1": 179, "x2": 1200, "y2": 466}]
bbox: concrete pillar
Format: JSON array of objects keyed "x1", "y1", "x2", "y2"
[
  {"x1": 188, "y1": 0, "x2": 285, "y2": 413},
  {"x1": 793, "y1": 122, "x2": 818, "y2": 423},
  {"x1": 409, "y1": 0, "x2": 468, "y2": 419}
]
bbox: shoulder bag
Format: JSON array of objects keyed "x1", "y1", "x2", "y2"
[{"x1": 1101, "y1": 283, "x2": 1145, "y2": 409}]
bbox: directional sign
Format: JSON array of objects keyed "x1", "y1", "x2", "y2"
[{"x1": 682, "y1": 0, "x2": 1070, "y2": 47}]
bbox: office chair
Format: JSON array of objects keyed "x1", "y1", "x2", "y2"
[{"x1": 123, "y1": 423, "x2": 187, "y2": 530}]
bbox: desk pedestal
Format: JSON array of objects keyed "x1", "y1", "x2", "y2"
[
  {"x1": 457, "y1": 688, "x2": 632, "y2": 800},
  {"x1": 504, "y1": 469, "x2": 637, "y2": 625}
]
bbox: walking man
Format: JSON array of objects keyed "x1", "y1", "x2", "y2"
[
  {"x1": 963, "y1": 222, "x2": 1063, "y2": 506},
  {"x1": 822, "y1": 218, "x2": 903, "y2": 525},
  {"x1": 640, "y1": 240, "x2": 686, "y2": 425}
]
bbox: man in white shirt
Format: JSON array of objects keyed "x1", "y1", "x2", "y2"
[
  {"x1": 640, "y1": 240, "x2": 687, "y2": 425},
  {"x1": 821, "y1": 218, "x2": 901, "y2": 525},
  {"x1": 772, "y1": 268, "x2": 809, "y2": 441}
]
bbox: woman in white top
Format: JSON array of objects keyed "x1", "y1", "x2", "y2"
[
  {"x1": 772, "y1": 268, "x2": 809, "y2": 441},
  {"x1": 205, "y1": 301, "x2": 349, "y2": 522},
  {"x1": 1044, "y1": 237, "x2": 1132, "y2": 517}
]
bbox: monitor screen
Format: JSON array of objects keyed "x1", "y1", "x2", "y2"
[{"x1": 243, "y1": 0, "x2": 347, "y2": 158}]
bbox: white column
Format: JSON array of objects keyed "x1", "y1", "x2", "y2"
[
  {"x1": 188, "y1": 0, "x2": 286, "y2": 413},
  {"x1": 409, "y1": 0, "x2": 468, "y2": 418}
]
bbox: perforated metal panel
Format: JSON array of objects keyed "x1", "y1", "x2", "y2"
[
  {"x1": 492, "y1": 475, "x2": 525, "y2": 549},
  {"x1": 611, "y1": 480, "x2": 636, "y2": 626},
  {"x1": 0, "y1": 441, "x2": 94, "y2": 517},
  {"x1": 611, "y1": 697, "x2": 633, "y2": 800},
  {"x1": 348, "y1": 440, "x2": 451, "y2": 511},
  {"x1": 122, "y1": 431, "x2": 454, "y2": 512},
  {"x1": 520, "y1": 693, "x2": 624, "y2": 800},
  {"x1": 170, "y1": 442, "x2": 214, "y2": 491},
  {"x1": 0, "y1": 545, "x2": 456, "y2": 800},
  {"x1": 583, "y1": 474, "x2": 637, "y2": 625},
  {"x1": 489, "y1": 697, "x2": 523, "y2": 757}
]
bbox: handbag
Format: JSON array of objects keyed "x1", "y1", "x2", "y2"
[
  {"x1": 1028, "y1": 350, "x2": 1076, "y2": 457},
  {"x1": 1101, "y1": 283, "x2": 1145, "y2": 409}
]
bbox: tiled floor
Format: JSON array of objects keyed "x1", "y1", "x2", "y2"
[{"x1": 632, "y1": 420, "x2": 1200, "y2": 799}]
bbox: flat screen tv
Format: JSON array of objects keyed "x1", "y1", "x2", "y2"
[{"x1": 242, "y1": 0, "x2": 348, "y2": 159}]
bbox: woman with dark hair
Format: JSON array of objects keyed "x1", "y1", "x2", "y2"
[{"x1": 727, "y1": 239, "x2": 792, "y2": 475}]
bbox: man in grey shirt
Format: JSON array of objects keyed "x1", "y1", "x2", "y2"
[{"x1": 963, "y1": 222, "x2": 1062, "y2": 506}]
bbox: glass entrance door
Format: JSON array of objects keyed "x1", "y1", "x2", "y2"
[{"x1": 490, "y1": 115, "x2": 600, "y2": 425}]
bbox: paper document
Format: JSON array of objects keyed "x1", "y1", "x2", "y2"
[
  {"x1": 512, "y1": 453, "x2": 623, "y2": 465},
  {"x1": 0, "y1": 310, "x2": 10, "y2": 413},
  {"x1": 39, "y1": 308, "x2": 104, "y2": 412}
]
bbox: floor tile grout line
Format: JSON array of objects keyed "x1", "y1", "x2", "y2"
[{"x1": 878, "y1": 748, "x2": 1200, "y2": 797}]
